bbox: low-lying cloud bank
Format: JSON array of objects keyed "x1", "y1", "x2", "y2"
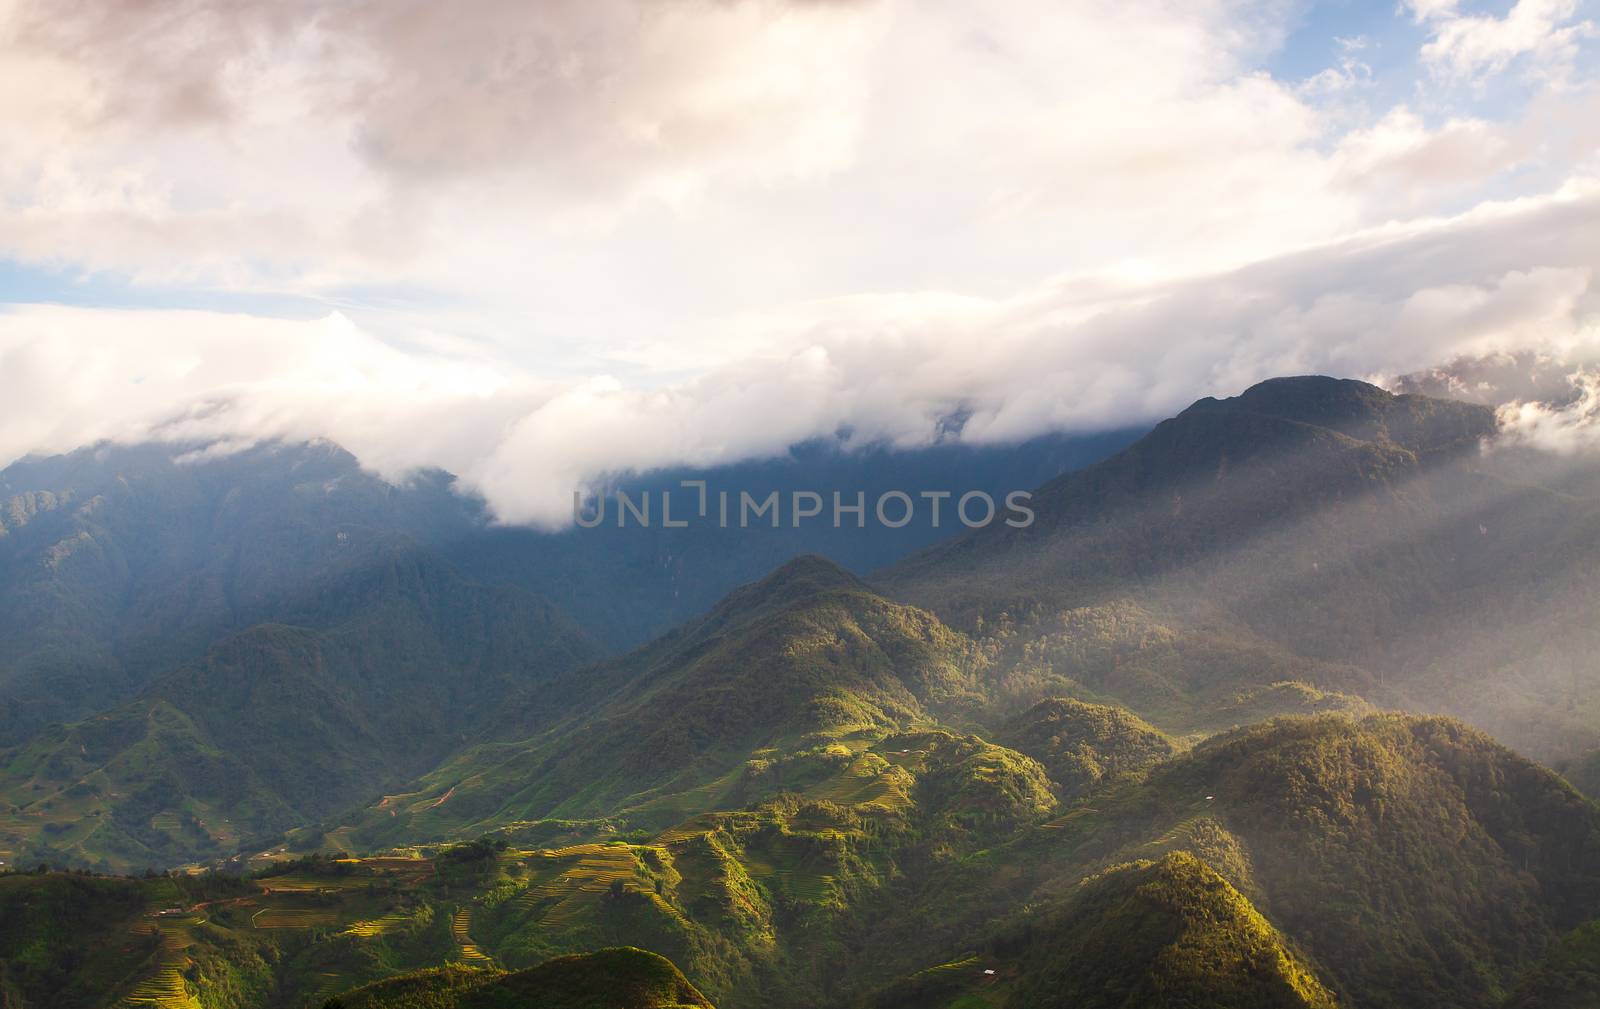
[
  {"x1": 1, "y1": 0, "x2": 1597, "y2": 525},
  {"x1": 3, "y1": 180, "x2": 1597, "y2": 527},
  {"x1": 1496, "y1": 369, "x2": 1600, "y2": 455}
]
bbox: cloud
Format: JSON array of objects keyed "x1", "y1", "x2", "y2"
[
  {"x1": 1, "y1": 0, "x2": 1590, "y2": 310},
  {"x1": 0, "y1": 309, "x2": 554, "y2": 481},
  {"x1": 1416, "y1": 0, "x2": 1596, "y2": 85},
  {"x1": 1496, "y1": 368, "x2": 1600, "y2": 453},
  {"x1": 5, "y1": 181, "x2": 1597, "y2": 527},
  {"x1": 0, "y1": 0, "x2": 887, "y2": 289},
  {"x1": 0, "y1": 0, "x2": 1598, "y2": 525},
  {"x1": 1392, "y1": 349, "x2": 1600, "y2": 404}
]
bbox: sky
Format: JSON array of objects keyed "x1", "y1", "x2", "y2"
[{"x1": 1, "y1": 0, "x2": 1598, "y2": 525}]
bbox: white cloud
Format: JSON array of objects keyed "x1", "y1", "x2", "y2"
[
  {"x1": 1497, "y1": 367, "x2": 1600, "y2": 453},
  {"x1": 1405, "y1": 0, "x2": 1460, "y2": 22},
  {"x1": 4, "y1": 181, "x2": 1597, "y2": 526},
  {"x1": 1417, "y1": 0, "x2": 1596, "y2": 85},
  {"x1": 1, "y1": 0, "x2": 1599, "y2": 524},
  {"x1": 1, "y1": 0, "x2": 1588, "y2": 315}
]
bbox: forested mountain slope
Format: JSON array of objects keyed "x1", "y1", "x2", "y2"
[
  {"x1": 338, "y1": 555, "x2": 993, "y2": 851},
  {"x1": 3, "y1": 377, "x2": 1599, "y2": 1009},
  {"x1": 0, "y1": 548, "x2": 599, "y2": 871},
  {"x1": 883, "y1": 376, "x2": 1600, "y2": 768},
  {"x1": 848, "y1": 715, "x2": 1600, "y2": 1009},
  {"x1": 0, "y1": 441, "x2": 482, "y2": 744}
]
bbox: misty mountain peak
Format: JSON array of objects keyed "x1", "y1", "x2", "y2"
[
  {"x1": 1197, "y1": 375, "x2": 1392, "y2": 425},
  {"x1": 1181, "y1": 374, "x2": 1496, "y2": 455}
]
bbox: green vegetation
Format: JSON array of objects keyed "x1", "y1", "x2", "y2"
[
  {"x1": 980, "y1": 851, "x2": 1337, "y2": 1009},
  {"x1": 995, "y1": 697, "x2": 1175, "y2": 798},
  {"x1": 4, "y1": 378, "x2": 1600, "y2": 1009},
  {"x1": 340, "y1": 557, "x2": 991, "y2": 852},
  {"x1": 339, "y1": 948, "x2": 715, "y2": 1009},
  {"x1": 842, "y1": 714, "x2": 1600, "y2": 1009},
  {"x1": 1503, "y1": 919, "x2": 1600, "y2": 1009},
  {"x1": 0, "y1": 553, "x2": 598, "y2": 872},
  {"x1": 0, "y1": 872, "x2": 155, "y2": 1007},
  {"x1": 884, "y1": 376, "x2": 1600, "y2": 770},
  {"x1": 6, "y1": 711, "x2": 1591, "y2": 1009}
]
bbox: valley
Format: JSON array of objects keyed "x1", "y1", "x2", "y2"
[{"x1": 3, "y1": 378, "x2": 1599, "y2": 1009}]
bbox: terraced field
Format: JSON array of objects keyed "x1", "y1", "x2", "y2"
[
  {"x1": 510, "y1": 841, "x2": 695, "y2": 931},
  {"x1": 122, "y1": 917, "x2": 202, "y2": 1009},
  {"x1": 251, "y1": 906, "x2": 339, "y2": 928},
  {"x1": 1038, "y1": 806, "x2": 1099, "y2": 830},
  {"x1": 452, "y1": 906, "x2": 493, "y2": 963},
  {"x1": 1136, "y1": 812, "x2": 1221, "y2": 856},
  {"x1": 353, "y1": 855, "x2": 435, "y2": 875},
  {"x1": 122, "y1": 965, "x2": 195, "y2": 1009},
  {"x1": 258, "y1": 873, "x2": 369, "y2": 894},
  {"x1": 308, "y1": 971, "x2": 349, "y2": 1003},
  {"x1": 344, "y1": 912, "x2": 413, "y2": 937},
  {"x1": 655, "y1": 814, "x2": 726, "y2": 845},
  {"x1": 741, "y1": 847, "x2": 837, "y2": 905},
  {"x1": 804, "y1": 752, "x2": 915, "y2": 813},
  {"x1": 517, "y1": 846, "x2": 637, "y2": 921}
]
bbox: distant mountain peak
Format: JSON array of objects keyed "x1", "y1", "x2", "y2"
[
  {"x1": 705, "y1": 553, "x2": 868, "y2": 627},
  {"x1": 761, "y1": 553, "x2": 861, "y2": 590},
  {"x1": 1181, "y1": 373, "x2": 1495, "y2": 453},
  {"x1": 1184, "y1": 375, "x2": 1390, "y2": 426}
]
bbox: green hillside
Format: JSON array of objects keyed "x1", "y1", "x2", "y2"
[
  {"x1": 3, "y1": 378, "x2": 1599, "y2": 1009},
  {"x1": 867, "y1": 851, "x2": 1337, "y2": 1009},
  {"x1": 338, "y1": 948, "x2": 715, "y2": 1009},
  {"x1": 994, "y1": 697, "x2": 1175, "y2": 798},
  {"x1": 5, "y1": 711, "x2": 1591, "y2": 1009},
  {"x1": 0, "y1": 549, "x2": 599, "y2": 872},
  {"x1": 1503, "y1": 919, "x2": 1600, "y2": 1009},
  {"x1": 0, "y1": 872, "x2": 155, "y2": 1008},
  {"x1": 339, "y1": 556, "x2": 992, "y2": 850},
  {"x1": 842, "y1": 714, "x2": 1600, "y2": 1009}
]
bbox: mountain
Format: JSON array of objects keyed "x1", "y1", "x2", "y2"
[
  {"x1": 866, "y1": 851, "x2": 1338, "y2": 1009},
  {"x1": 338, "y1": 948, "x2": 716, "y2": 1009},
  {"x1": 886, "y1": 376, "x2": 1499, "y2": 621},
  {"x1": 0, "y1": 429, "x2": 1136, "y2": 742},
  {"x1": 337, "y1": 555, "x2": 993, "y2": 850},
  {"x1": 995, "y1": 696, "x2": 1175, "y2": 798},
  {"x1": 0, "y1": 441, "x2": 483, "y2": 744},
  {"x1": 0, "y1": 548, "x2": 600, "y2": 871},
  {"x1": 883, "y1": 376, "x2": 1600, "y2": 768},
  {"x1": 5, "y1": 375, "x2": 1600, "y2": 1009},
  {"x1": 0, "y1": 429, "x2": 1131, "y2": 866},
  {"x1": 432, "y1": 428, "x2": 1142, "y2": 650},
  {"x1": 846, "y1": 714, "x2": 1600, "y2": 1009}
]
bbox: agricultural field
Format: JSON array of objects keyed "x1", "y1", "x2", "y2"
[{"x1": 122, "y1": 915, "x2": 204, "y2": 1009}]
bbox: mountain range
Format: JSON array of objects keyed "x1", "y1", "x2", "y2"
[{"x1": 1, "y1": 376, "x2": 1597, "y2": 1009}]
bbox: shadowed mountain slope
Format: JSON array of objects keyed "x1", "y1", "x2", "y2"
[
  {"x1": 342, "y1": 555, "x2": 989, "y2": 848},
  {"x1": 339, "y1": 948, "x2": 716, "y2": 1009},
  {"x1": 0, "y1": 548, "x2": 600, "y2": 871},
  {"x1": 883, "y1": 376, "x2": 1600, "y2": 765},
  {"x1": 0, "y1": 441, "x2": 485, "y2": 744}
]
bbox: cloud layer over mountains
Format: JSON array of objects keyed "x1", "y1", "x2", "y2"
[{"x1": 0, "y1": 0, "x2": 1597, "y2": 524}]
